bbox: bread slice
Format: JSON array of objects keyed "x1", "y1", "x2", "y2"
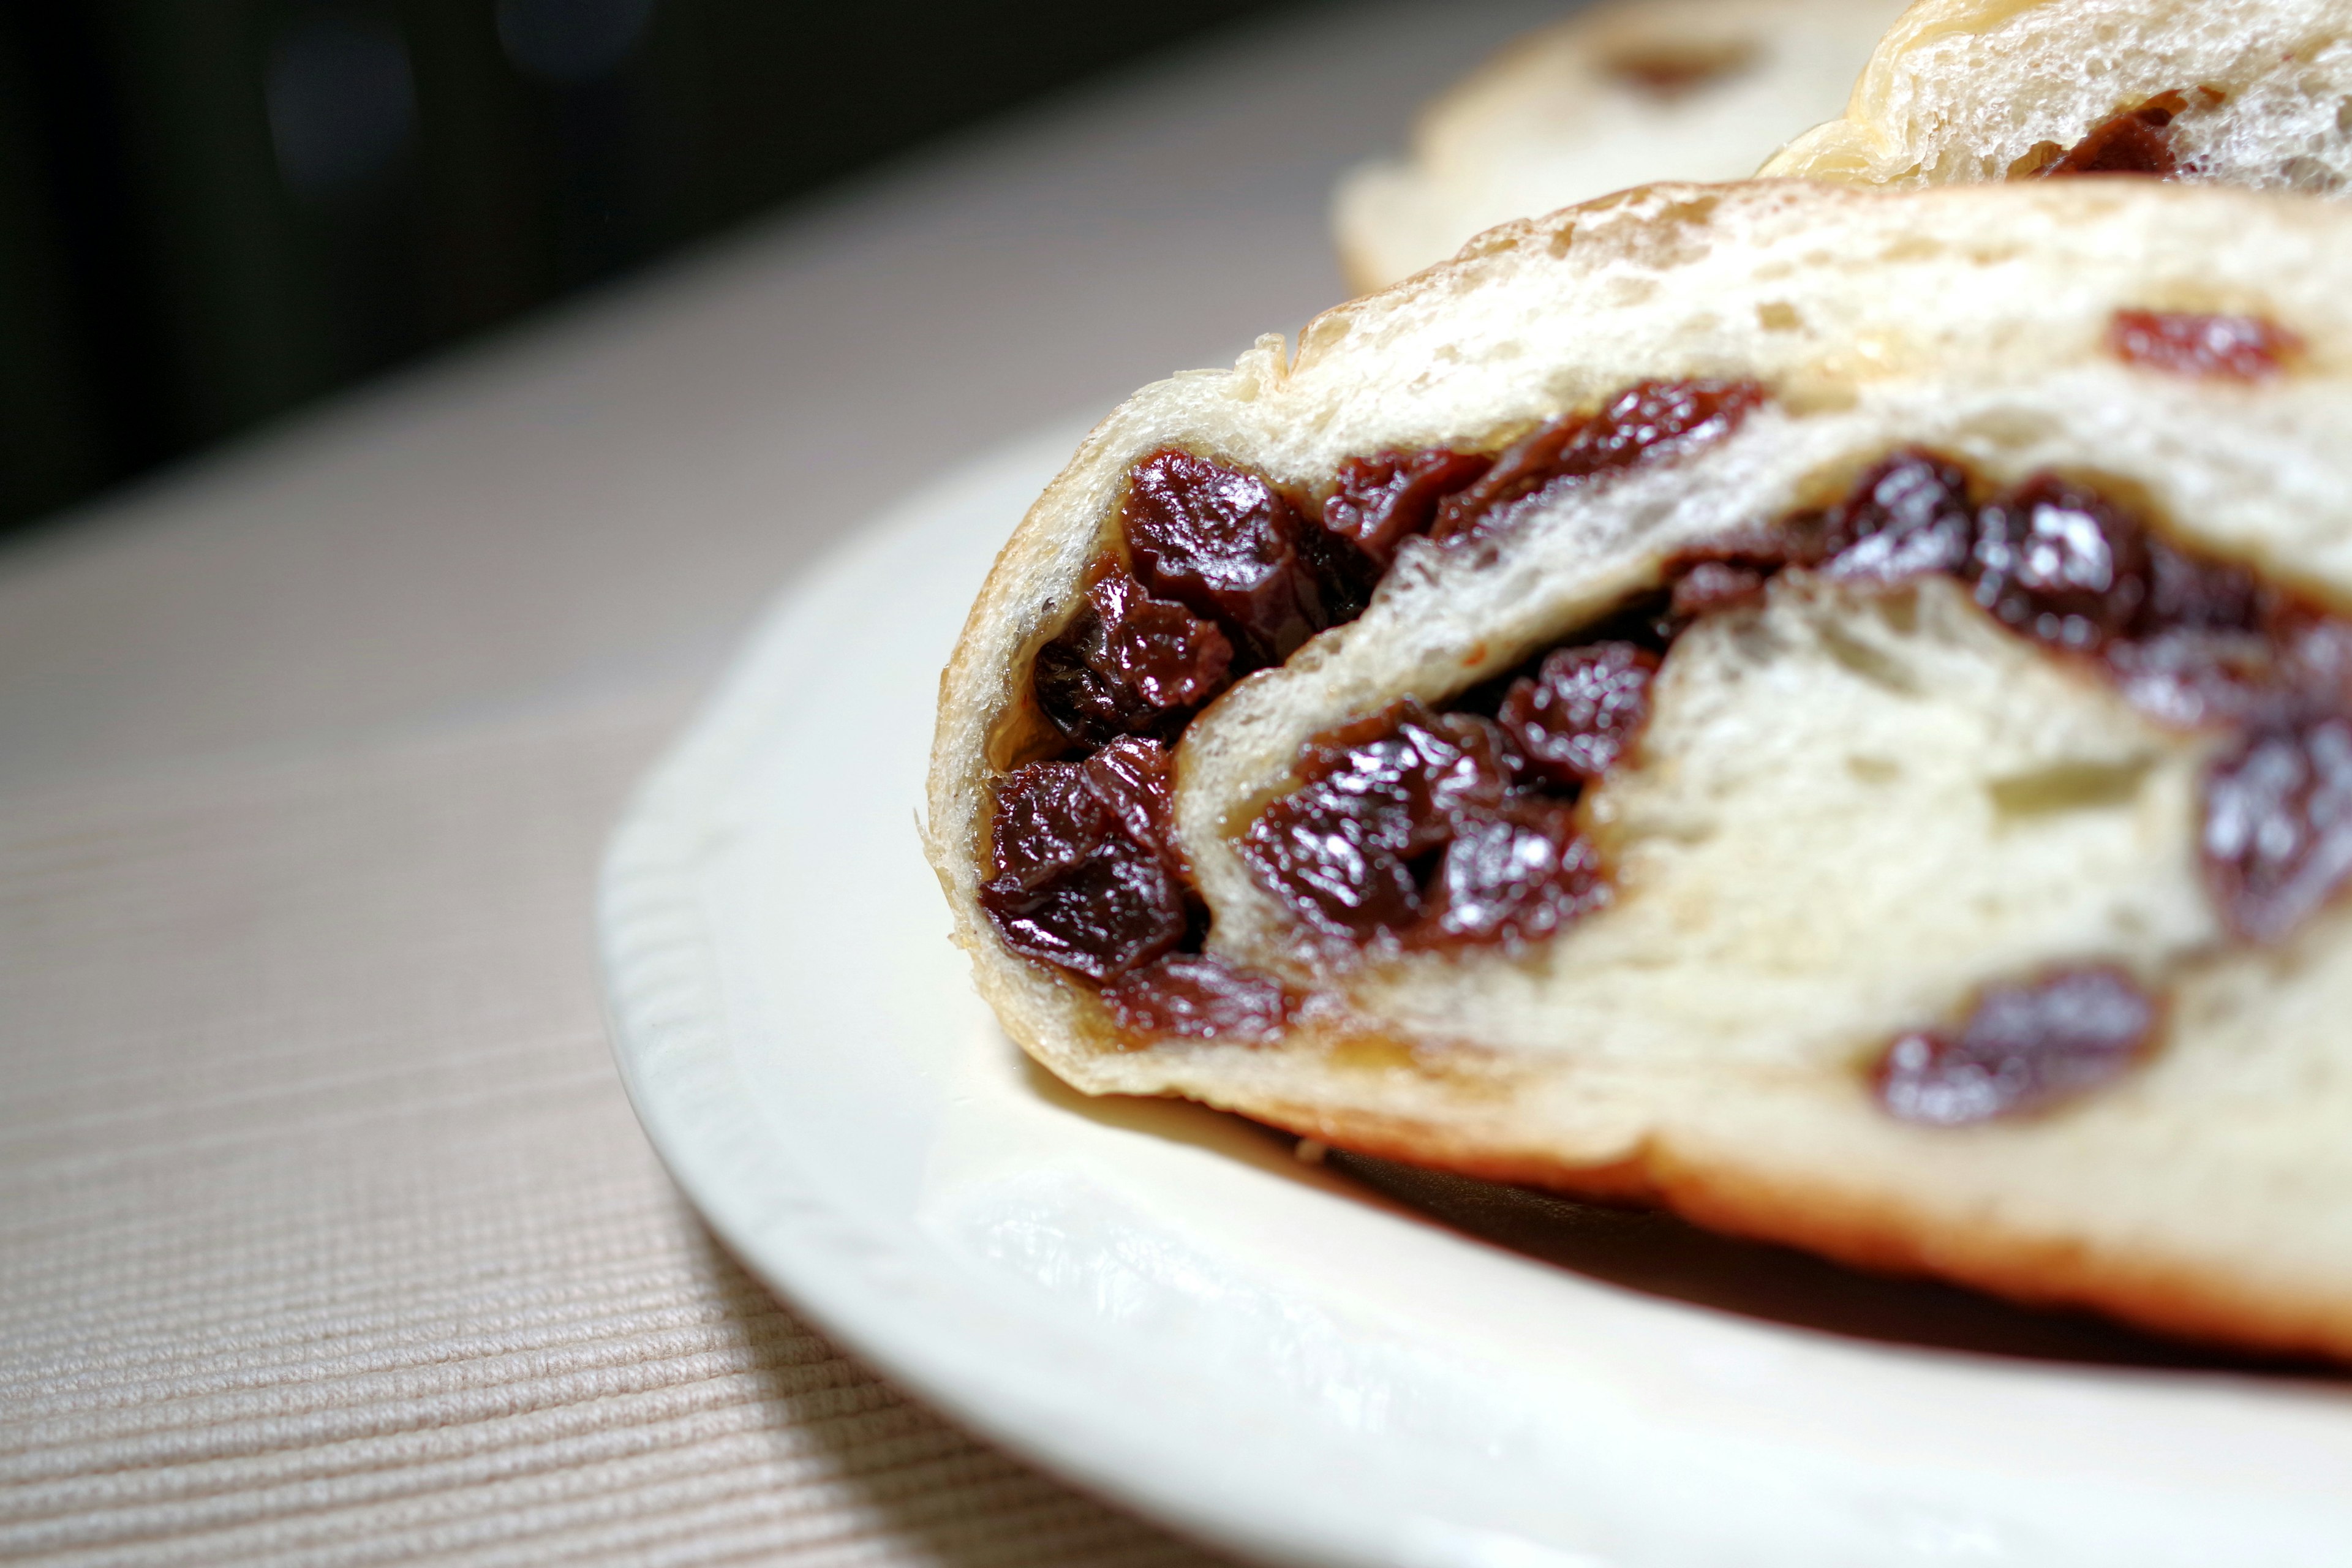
[
  {"x1": 1765, "y1": 0, "x2": 2352, "y2": 189},
  {"x1": 925, "y1": 178, "x2": 2352, "y2": 1360},
  {"x1": 1333, "y1": 0, "x2": 1910, "y2": 292}
]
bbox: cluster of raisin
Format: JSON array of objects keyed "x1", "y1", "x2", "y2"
[
  {"x1": 1240, "y1": 641, "x2": 1660, "y2": 952},
  {"x1": 986, "y1": 381, "x2": 1768, "y2": 1001}
]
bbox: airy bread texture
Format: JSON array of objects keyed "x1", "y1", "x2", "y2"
[
  {"x1": 926, "y1": 179, "x2": 2352, "y2": 1359},
  {"x1": 1333, "y1": 0, "x2": 1910, "y2": 292},
  {"x1": 1765, "y1": 0, "x2": 2352, "y2": 188}
]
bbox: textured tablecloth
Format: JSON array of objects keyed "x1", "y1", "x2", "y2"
[{"x1": 0, "y1": 5, "x2": 1561, "y2": 1562}]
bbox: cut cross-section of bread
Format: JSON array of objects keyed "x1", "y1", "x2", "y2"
[
  {"x1": 925, "y1": 178, "x2": 2352, "y2": 1361},
  {"x1": 1765, "y1": 0, "x2": 2352, "y2": 190},
  {"x1": 1333, "y1": 0, "x2": 1910, "y2": 292}
]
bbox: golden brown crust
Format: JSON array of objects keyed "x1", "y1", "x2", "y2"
[
  {"x1": 1335, "y1": 0, "x2": 1913, "y2": 290},
  {"x1": 1240, "y1": 1097, "x2": 1671, "y2": 1204},
  {"x1": 1227, "y1": 1092, "x2": 2352, "y2": 1362},
  {"x1": 928, "y1": 178, "x2": 2352, "y2": 1365},
  {"x1": 1764, "y1": 0, "x2": 2352, "y2": 192},
  {"x1": 1654, "y1": 1148, "x2": 2352, "y2": 1362}
]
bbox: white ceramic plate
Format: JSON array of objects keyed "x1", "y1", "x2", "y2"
[{"x1": 599, "y1": 426, "x2": 2352, "y2": 1568}]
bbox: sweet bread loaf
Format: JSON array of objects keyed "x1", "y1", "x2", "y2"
[
  {"x1": 1333, "y1": 0, "x2": 1909, "y2": 292},
  {"x1": 1765, "y1": 0, "x2": 2352, "y2": 190},
  {"x1": 925, "y1": 178, "x2": 2352, "y2": 1359}
]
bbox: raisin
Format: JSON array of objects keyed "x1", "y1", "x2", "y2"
[
  {"x1": 2111, "y1": 310, "x2": 2299, "y2": 381},
  {"x1": 980, "y1": 738, "x2": 1187, "y2": 979},
  {"x1": 1604, "y1": 40, "x2": 1755, "y2": 97},
  {"x1": 1103, "y1": 952, "x2": 1293, "y2": 1042},
  {"x1": 1425, "y1": 798, "x2": 1609, "y2": 945},
  {"x1": 1875, "y1": 967, "x2": 2159, "y2": 1125},
  {"x1": 1817, "y1": 450, "x2": 1978, "y2": 584},
  {"x1": 1667, "y1": 560, "x2": 1770, "y2": 618},
  {"x1": 2203, "y1": 713, "x2": 2352, "y2": 943},
  {"x1": 2103, "y1": 540, "x2": 2285, "y2": 725},
  {"x1": 1429, "y1": 380, "x2": 1767, "y2": 543},
  {"x1": 1081, "y1": 731, "x2": 1181, "y2": 854},
  {"x1": 1014, "y1": 396, "x2": 2352, "y2": 1012},
  {"x1": 1293, "y1": 509, "x2": 1383, "y2": 629},
  {"x1": 1322, "y1": 448, "x2": 1493, "y2": 566},
  {"x1": 1970, "y1": 475, "x2": 2153, "y2": 653},
  {"x1": 2043, "y1": 92, "x2": 2185, "y2": 178},
  {"x1": 1034, "y1": 568, "x2": 1234, "y2": 745},
  {"x1": 1242, "y1": 703, "x2": 1516, "y2": 941},
  {"x1": 1121, "y1": 449, "x2": 1333, "y2": 667},
  {"x1": 1496, "y1": 642, "x2": 1660, "y2": 788},
  {"x1": 1242, "y1": 699, "x2": 1612, "y2": 952},
  {"x1": 2104, "y1": 622, "x2": 2285, "y2": 728}
]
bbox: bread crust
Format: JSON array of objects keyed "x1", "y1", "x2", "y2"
[
  {"x1": 926, "y1": 178, "x2": 2352, "y2": 1361},
  {"x1": 1246, "y1": 1098, "x2": 2352, "y2": 1361},
  {"x1": 1332, "y1": 0, "x2": 1909, "y2": 292},
  {"x1": 1765, "y1": 0, "x2": 2352, "y2": 192}
]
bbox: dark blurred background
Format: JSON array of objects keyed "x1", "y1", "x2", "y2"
[{"x1": 0, "y1": 0, "x2": 1305, "y2": 533}]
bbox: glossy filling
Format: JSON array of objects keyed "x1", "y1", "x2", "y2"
[
  {"x1": 1241, "y1": 450, "x2": 2352, "y2": 1118},
  {"x1": 1247, "y1": 448, "x2": 2352, "y2": 940},
  {"x1": 2043, "y1": 89, "x2": 2190, "y2": 178},
  {"x1": 979, "y1": 366, "x2": 2352, "y2": 1122},
  {"x1": 1237, "y1": 606, "x2": 1676, "y2": 956},
  {"x1": 2109, "y1": 309, "x2": 2299, "y2": 382},
  {"x1": 985, "y1": 379, "x2": 1764, "y2": 1023},
  {"x1": 2009, "y1": 87, "x2": 2233, "y2": 181},
  {"x1": 1875, "y1": 967, "x2": 2160, "y2": 1125}
]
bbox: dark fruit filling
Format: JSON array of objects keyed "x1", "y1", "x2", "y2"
[
  {"x1": 1427, "y1": 380, "x2": 1767, "y2": 545},
  {"x1": 986, "y1": 379, "x2": 2352, "y2": 1086},
  {"x1": 2042, "y1": 90, "x2": 2187, "y2": 178},
  {"x1": 1708, "y1": 451, "x2": 2345, "y2": 733},
  {"x1": 1240, "y1": 698, "x2": 1611, "y2": 951},
  {"x1": 1103, "y1": 952, "x2": 1294, "y2": 1042},
  {"x1": 2203, "y1": 714, "x2": 2352, "y2": 944},
  {"x1": 1497, "y1": 643, "x2": 1662, "y2": 786},
  {"x1": 1874, "y1": 967, "x2": 2160, "y2": 1126},
  {"x1": 2109, "y1": 309, "x2": 2299, "y2": 382},
  {"x1": 994, "y1": 379, "x2": 1754, "y2": 987},
  {"x1": 1033, "y1": 568, "x2": 1233, "y2": 746},
  {"x1": 979, "y1": 737, "x2": 1187, "y2": 981},
  {"x1": 1121, "y1": 448, "x2": 1353, "y2": 669},
  {"x1": 1246, "y1": 448, "x2": 2352, "y2": 965},
  {"x1": 1323, "y1": 448, "x2": 1494, "y2": 567},
  {"x1": 1717, "y1": 452, "x2": 2352, "y2": 942},
  {"x1": 1028, "y1": 380, "x2": 1762, "y2": 763},
  {"x1": 1227, "y1": 638, "x2": 1668, "y2": 955},
  {"x1": 1236, "y1": 589, "x2": 1674, "y2": 954}
]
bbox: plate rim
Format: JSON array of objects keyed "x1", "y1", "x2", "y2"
[
  {"x1": 598, "y1": 428, "x2": 2352, "y2": 1568},
  {"x1": 598, "y1": 431, "x2": 1409, "y2": 1568}
]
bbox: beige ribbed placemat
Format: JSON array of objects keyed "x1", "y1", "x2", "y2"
[
  {"x1": 0, "y1": 7, "x2": 1564, "y2": 1559},
  {"x1": 0, "y1": 690, "x2": 1224, "y2": 1567}
]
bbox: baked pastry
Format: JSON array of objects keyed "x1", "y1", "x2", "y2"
[
  {"x1": 925, "y1": 178, "x2": 2352, "y2": 1360},
  {"x1": 1333, "y1": 0, "x2": 1910, "y2": 292},
  {"x1": 1765, "y1": 0, "x2": 2352, "y2": 189}
]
